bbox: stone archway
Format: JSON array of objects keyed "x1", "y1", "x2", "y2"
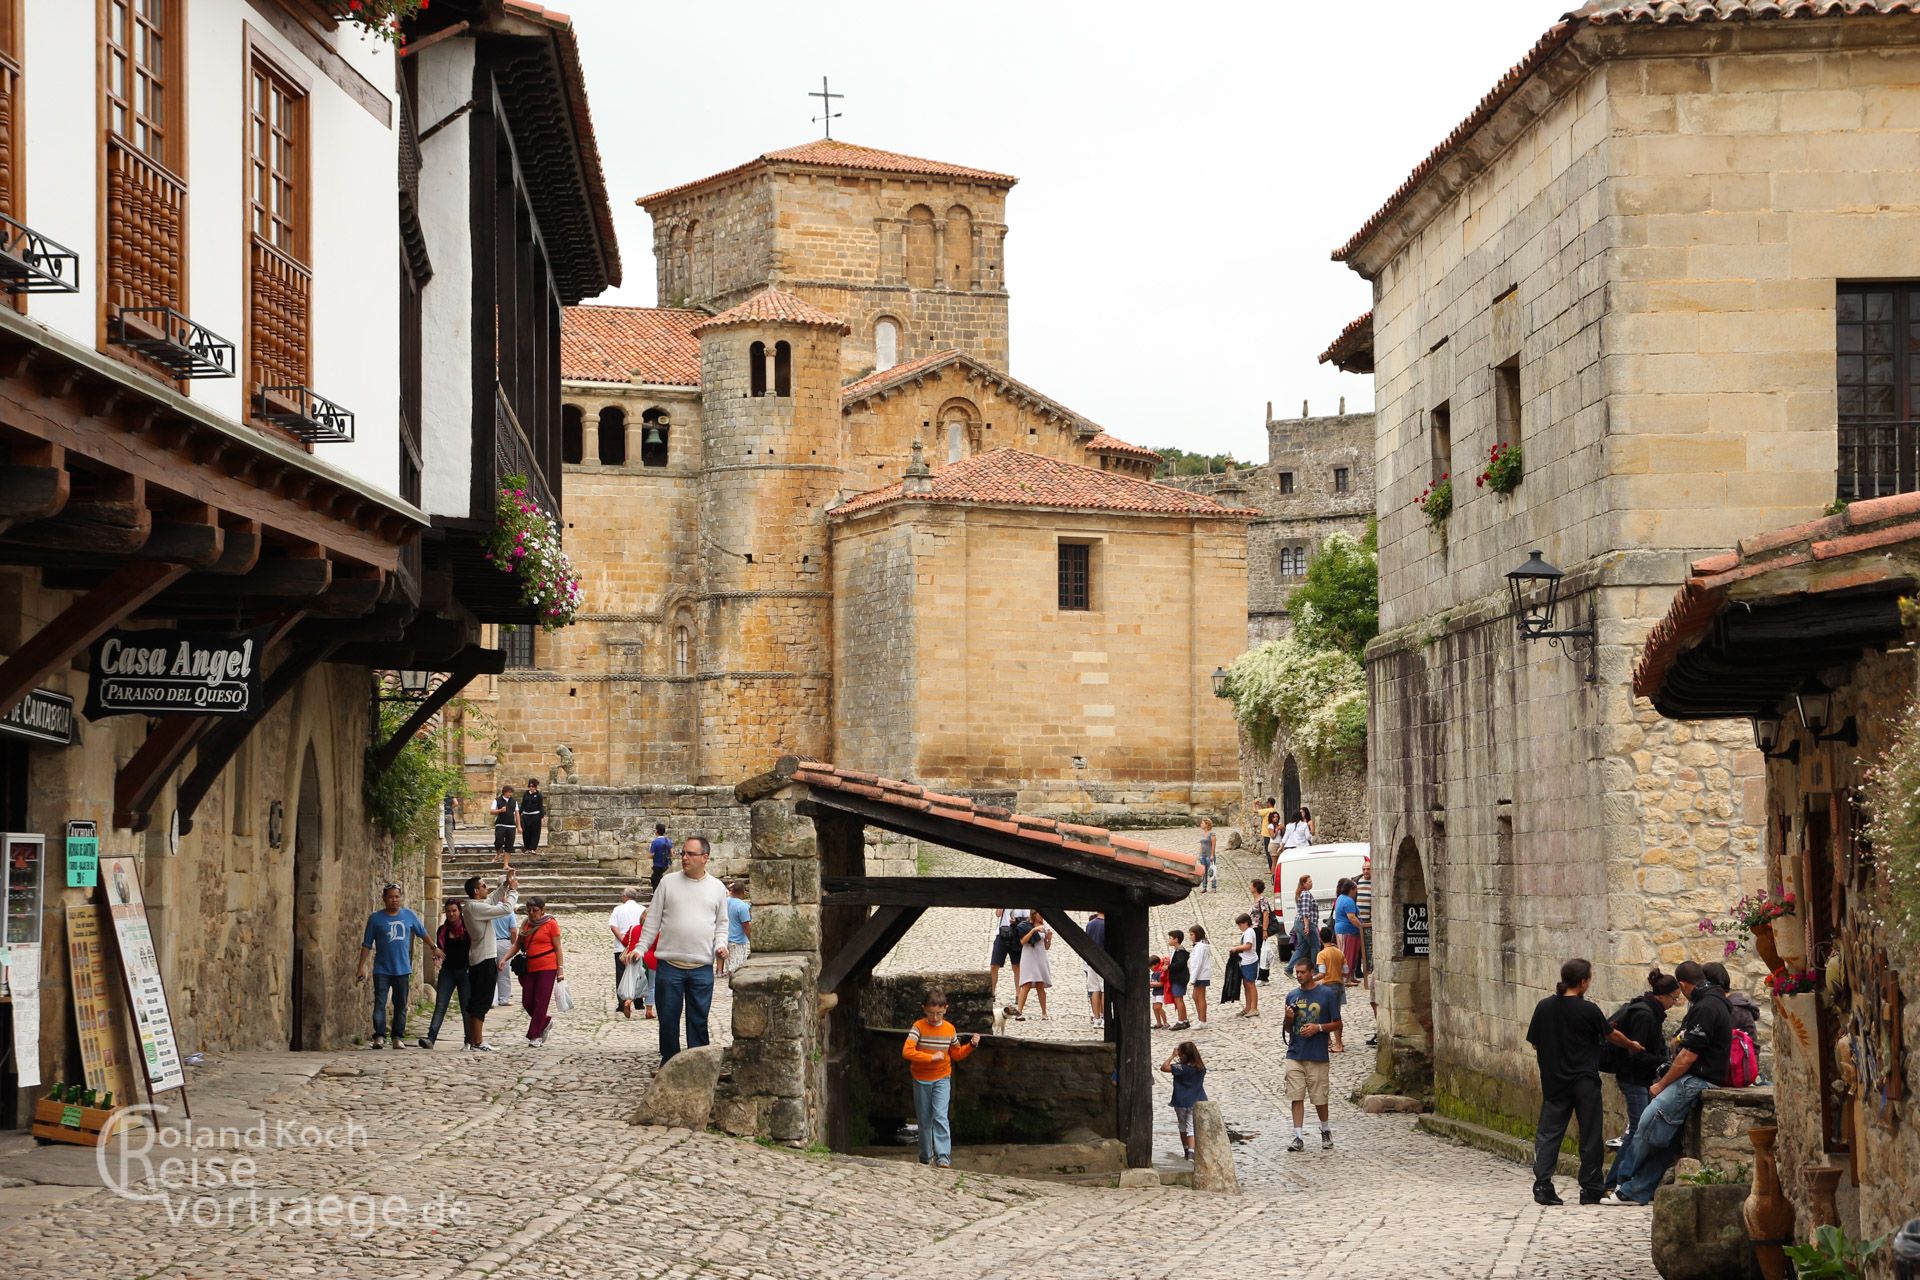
[
  {"x1": 1379, "y1": 833, "x2": 1433, "y2": 1094},
  {"x1": 1281, "y1": 754, "x2": 1301, "y2": 824},
  {"x1": 288, "y1": 744, "x2": 325, "y2": 1050}
]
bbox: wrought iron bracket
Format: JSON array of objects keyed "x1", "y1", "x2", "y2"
[
  {"x1": 111, "y1": 306, "x2": 237, "y2": 379},
  {"x1": 1532, "y1": 603, "x2": 1598, "y2": 684},
  {"x1": 256, "y1": 384, "x2": 355, "y2": 444},
  {"x1": 0, "y1": 213, "x2": 81, "y2": 295}
]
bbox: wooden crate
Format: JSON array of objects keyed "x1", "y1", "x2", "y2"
[{"x1": 30, "y1": 1097, "x2": 124, "y2": 1146}]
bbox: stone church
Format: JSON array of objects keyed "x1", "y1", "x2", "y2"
[{"x1": 475, "y1": 140, "x2": 1250, "y2": 852}]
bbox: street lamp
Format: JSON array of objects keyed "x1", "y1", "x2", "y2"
[
  {"x1": 1505, "y1": 550, "x2": 1596, "y2": 682},
  {"x1": 398, "y1": 669, "x2": 431, "y2": 694},
  {"x1": 1750, "y1": 714, "x2": 1799, "y2": 763},
  {"x1": 1211, "y1": 666, "x2": 1229, "y2": 698},
  {"x1": 1794, "y1": 678, "x2": 1858, "y2": 746}
]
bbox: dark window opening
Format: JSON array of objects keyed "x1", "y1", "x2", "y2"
[
  {"x1": 774, "y1": 340, "x2": 792, "y2": 397},
  {"x1": 597, "y1": 405, "x2": 626, "y2": 465},
  {"x1": 1333, "y1": 467, "x2": 1350, "y2": 494},
  {"x1": 1058, "y1": 542, "x2": 1091, "y2": 611},
  {"x1": 1494, "y1": 358, "x2": 1523, "y2": 450},
  {"x1": 561, "y1": 403, "x2": 584, "y2": 464},
  {"x1": 749, "y1": 340, "x2": 767, "y2": 397},
  {"x1": 1837, "y1": 282, "x2": 1920, "y2": 500},
  {"x1": 1431, "y1": 402, "x2": 1452, "y2": 483},
  {"x1": 641, "y1": 407, "x2": 670, "y2": 467},
  {"x1": 502, "y1": 626, "x2": 534, "y2": 669},
  {"x1": 1278, "y1": 471, "x2": 1295, "y2": 495}
]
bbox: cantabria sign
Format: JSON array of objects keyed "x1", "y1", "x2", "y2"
[{"x1": 85, "y1": 627, "x2": 271, "y2": 718}]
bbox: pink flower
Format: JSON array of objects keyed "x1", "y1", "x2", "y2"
[
  {"x1": 1697, "y1": 919, "x2": 1713, "y2": 933},
  {"x1": 1724, "y1": 939, "x2": 1738, "y2": 958}
]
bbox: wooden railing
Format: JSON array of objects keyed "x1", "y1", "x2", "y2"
[
  {"x1": 1838, "y1": 420, "x2": 1920, "y2": 502},
  {"x1": 247, "y1": 235, "x2": 311, "y2": 409},
  {"x1": 494, "y1": 386, "x2": 557, "y2": 519},
  {"x1": 105, "y1": 136, "x2": 185, "y2": 321}
]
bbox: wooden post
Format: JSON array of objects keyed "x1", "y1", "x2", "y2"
[
  {"x1": 1107, "y1": 903, "x2": 1151, "y2": 1168},
  {"x1": 814, "y1": 810, "x2": 864, "y2": 1154}
]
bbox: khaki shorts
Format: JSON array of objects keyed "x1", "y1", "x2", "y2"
[{"x1": 1283, "y1": 1058, "x2": 1331, "y2": 1107}]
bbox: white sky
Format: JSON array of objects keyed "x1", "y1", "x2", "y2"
[{"x1": 561, "y1": 0, "x2": 1572, "y2": 460}]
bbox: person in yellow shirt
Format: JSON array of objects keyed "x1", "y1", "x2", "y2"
[
  {"x1": 1315, "y1": 926, "x2": 1347, "y2": 1051},
  {"x1": 902, "y1": 989, "x2": 978, "y2": 1169}
]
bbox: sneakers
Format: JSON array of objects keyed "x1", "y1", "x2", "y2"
[
  {"x1": 1606, "y1": 1134, "x2": 1626, "y2": 1150},
  {"x1": 473, "y1": 1042, "x2": 497, "y2": 1053},
  {"x1": 1195, "y1": 1020, "x2": 1208, "y2": 1030},
  {"x1": 1170, "y1": 1021, "x2": 1191, "y2": 1031},
  {"x1": 1286, "y1": 1136, "x2": 1306, "y2": 1153},
  {"x1": 1598, "y1": 1191, "x2": 1644, "y2": 1207},
  {"x1": 1321, "y1": 1130, "x2": 1334, "y2": 1150},
  {"x1": 417, "y1": 1038, "x2": 433, "y2": 1049},
  {"x1": 364, "y1": 1038, "x2": 387, "y2": 1050},
  {"x1": 391, "y1": 1038, "x2": 406, "y2": 1049}
]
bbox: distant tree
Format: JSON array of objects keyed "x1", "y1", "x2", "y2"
[
  {"x1": 1286, "y1": 519, "x2": 1379, "y2": 658},
  {"x1": 1149, "y1": 446, "x2": 1240, "y2": 478}
]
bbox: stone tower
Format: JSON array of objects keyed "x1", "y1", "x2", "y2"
[
  {"x1": 639, "y1": 140, "x2": 1015, "y2": 382},
  {"x1": 690, "y1": 289, "x2": 850, "y2": 784}
]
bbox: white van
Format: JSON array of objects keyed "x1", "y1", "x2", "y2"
[{"x1": 1273, "y1": 842, "x2": 1370, "y2": 936}]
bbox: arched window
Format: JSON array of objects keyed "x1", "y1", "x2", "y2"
[
  {"x1": 665, "y1": 224, "x2": 685, "y2": 301},
  {"x1": 641, "y1": 408, "x2": 670, "y2": 468},
  {"x1": 749, "y1": 340, "x2": 767, "y2": 397},
  {"x1": 873, "y1": 318, "x2": 899, "y2": 372},
  {"x1": 905, "y1": 205, "x2": 936, "y2": 290},
  {"x1": 944, "y1": 204, "x2": 972, "y2": 288},
  {"x1": 673, "y1": 624, "x2": 692, "y2": 676},
  {"x1": 939, "y1": 399, "x2": 979, "y2": 464},
  {"x1": 561, "y1": 403, "x2": 584, "y2": 464},
  {"x1": 684, "y1": 218, "x2": 701, "y2": 297},
  {"x1": 597, "y1": 406, "x2": 626, "y2": 465},
  {"x1": 774, "y1": 341, "x2": 792, "y2": 397},
  {"x1": 946, "y1": 421, "x2": 966, "y2": 464}
]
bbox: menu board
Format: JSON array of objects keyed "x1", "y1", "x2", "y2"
[
  {"x1": 100, "y1": 856, "x2": 186, "y2": 1095},
  {"x1": 67, "y1": 906, "x2": 140, "y2": 1109},
  {"x1": 1, "y1": 833, "x2": 45, "y2": 999}
]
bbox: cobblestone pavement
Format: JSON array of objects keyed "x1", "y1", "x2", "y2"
[{"x1": 0, "y1": 831, "x2": 1654, "y2": 1279}]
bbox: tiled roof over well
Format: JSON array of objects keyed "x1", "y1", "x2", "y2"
[
  {"x1": 1085, "y1": 433, "x2": 1162, "y2": 462},
  {"x1": 1334, "y1": 0, "x2": 1920, "y2": 264},
  {"x1": 562, "y1": 305, "x2": 703, "y2": 385},
  {"x1": 787, "y1": 760, "x2": 1201, "y2": 886},
  {"x1": 831, "y1": 448, "x2": 1260, "y2": 520},
  {"x1": 639, "y1": 139, "x2": 1016, "y2": 206},
  {"x1": 689, "y1": 288, "x2": 851, "y2": 337}
]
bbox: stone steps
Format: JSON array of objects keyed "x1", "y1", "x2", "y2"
[
  {"x1": 440, "y1": 845, "x2": 638, "y2": 914},
  {"x1": 1417, "y1": 1113, "x2": 1582, "y2": 1180}
]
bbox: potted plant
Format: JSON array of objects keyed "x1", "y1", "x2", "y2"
[
  {"x1": 485, "y1": 475, "x2": 584, "y2": 631},
  {"x1": 1764, "y1": 968, "x2": 1820, "y2": 997},
  {"x1": 1699, "y1": 889, "x2": 1796, "y2": 973},
  {"x1": 1476, "y1": 441, "x2": 1523, "y2": 495},
  {"x1": 341, "y1": 0, "x2": 427, "y2": 44},
  {"x1": 1417, "y1": 474, "x2": 1452, "y2": 531},
  {"x1": 1783, "y1": 1224, "x2": 1889, "y2": 1278}
]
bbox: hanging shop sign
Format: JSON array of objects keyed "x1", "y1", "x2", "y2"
[
  {"x1": 1401, "y1": 901, "x2": 1430, "y2": 958},
  {"x1": 0, "y1": 687, "x2": 74, "y2": 746},
  {"x1": 85, "y1": 627, "x2": 270, "y2": 719}
]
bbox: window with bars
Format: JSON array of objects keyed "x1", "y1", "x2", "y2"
[
  {"x1": 501, "y1": 626, "x2": 535, "y2": 670},
  {"x1": 673, "y1": 625, "x2": 693, "y2": 677},
  {"x1": 1277, "y1": 544, "x2": 1309, "y2": 579},
  {"x1": 1278, "y1": 471, "x2": 1295, "y2": 495},
  {"x1": 1334, "y1": 467, "x2": 1350, "y2": 494},
  {"x1": 247, "y1": 49, "x2": 311, "y2": 434},
  {"x1": 1837, "y1": 283, "x2": 1920, "y2": 501},
  {"x1": 1058, "y1": 542, "x2": 1091, "y2": 611},
  {"x1": 101, "y1": 0, "x2": 186, "y2": 349}
]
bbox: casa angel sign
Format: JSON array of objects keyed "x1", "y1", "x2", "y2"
[{"x1": 84, "y1": 626, "x2": 272, "y2": 718}]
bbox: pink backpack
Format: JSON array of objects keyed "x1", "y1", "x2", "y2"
[{"x1": 1726, "y1": 1027, "x2": 1760, "y2": 1088}]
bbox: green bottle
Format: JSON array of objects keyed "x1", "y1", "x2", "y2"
[
  {"x1": 81, "y1": 1088, "x2": 97, "y2": 1108},
  {"x1": 44, "y1": 1081, "x2": 64, "y2": 1103},
  {"x1": 100, "y1": 1090, "x2": 114, "y2": 1109}
]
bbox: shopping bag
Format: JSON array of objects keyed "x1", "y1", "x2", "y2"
[
  {"x1": 552, "y1": 979, "x2": 575, "y2": 1013},
  {"x1": 617, "y1": 960, "x2": 645, "y2": 1002}
]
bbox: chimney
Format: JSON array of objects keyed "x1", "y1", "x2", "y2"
[
  {"x1": 903, "y1": 440, "x2": 934, "y2": 495},
  {"x1": 1339, "y1": 396, "x2": 1346, "y2": 415}
]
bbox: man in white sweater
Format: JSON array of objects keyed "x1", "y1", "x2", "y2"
[
  {"x1": 635, "y1": 835, "x2": 730, "y2": 1062},
  {"x1": 460, "y1": 868, "x2": 519, "y2": 1052}
]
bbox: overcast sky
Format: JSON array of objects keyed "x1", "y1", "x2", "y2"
[{"x1": 561, "y1": 0, "x2": 1570, "y2": 460}]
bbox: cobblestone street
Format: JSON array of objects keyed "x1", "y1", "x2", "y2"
[{"x1": 0, "y1": 833, "x2": 1653, "y2": 1279}]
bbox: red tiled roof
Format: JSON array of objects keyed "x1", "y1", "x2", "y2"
[
  {"x1": 639, "y1": 139, "x2": 1016, "y2": 207},
  {"x1": 562, "y1": 305, "x2": 703, "y2": 385},
  {"x1": 840, "y1": 350, "x2": 958, "y2": 402},
  {"x1": 1318, "y1": 311, "x2": 1375, "y2": 374},
  {"x1": 1334, "y1": 0, "x2": 1920, "y2": 265},
  {"x1": 1085, "y1": 433, "x2": 1161, "y2": 463},
  {"x1": 786, "y1": 760, "x2": 1201, "y2": 886},
  {"x1": 1632, "y1": 490, "x2": 1920, "y2": 700},
  {"x1": 831, "y1": 448, "x2": 1260, "y2": 520},
  {"x1": 839, "y1": 350, "x2": 1104, "y2": 440},
  {"x1": 498, "y1": 1, "x2": 621, "y2": 290},
  {"x1": 688, "y1": 288, "x2": 851, "y2": 337}
]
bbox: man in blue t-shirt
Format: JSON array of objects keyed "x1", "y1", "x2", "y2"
[
  {"x1": 725, "y1": 879, "x2": 752, "y2": 976},
  {"x1": 1282, "y1": 958, "x2": 1344, "y2": 1151},
  {"x1": 648, "y1": 823, "x2": 674, "y2": 891},
  {"x1": 356, "y1": 884, "x2": 438, "y2": 1049}
]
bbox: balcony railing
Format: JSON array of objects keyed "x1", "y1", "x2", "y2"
[
  {"x1": 494, "y1": 387, "x2": 557, "y2": 519},
  {"x1": 1838, "y1": 420, "x2": 1920, "y2": 502}
]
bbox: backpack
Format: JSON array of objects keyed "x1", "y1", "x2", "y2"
[
  {"x1": 1726, "y1": 1026, "x2": 1760, "y2": 1088},
  {"x1": 1598, "y1": 1000, "x2": 1636, "y2": 1076}
]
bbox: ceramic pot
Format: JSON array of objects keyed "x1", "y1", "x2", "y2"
[
  {"x1": 1743, "y1": 1126, "x2": 1794, "y2": 1280},
  {"x1": 1753, "y1": 919, "x2": 1784, "y2": 975},
  {"x1": 1806, "y1": 1165, "x2": 1844, "y2": 1230}
]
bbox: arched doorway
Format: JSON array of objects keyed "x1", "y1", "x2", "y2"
[
  {"x1": 288, "y1": 745, "x2": 325, "y2": 1050},
  {"x1": 1281, "y1": 754, "x2": 1302, "y2": 824},
  {"x1": 1380, "y1": 834, "x2": 1434, "y2": 1092}
]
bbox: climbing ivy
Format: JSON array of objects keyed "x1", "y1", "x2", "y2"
[
  {"x1": 1219, "y1": 620, "x2": 1368, "y2": 767},
  {"x1": 365, "y1": 690, "x2": 468, "y2": 859}
]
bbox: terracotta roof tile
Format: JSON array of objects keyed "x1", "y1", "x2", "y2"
[
  {"x1": 788, "y1": 760, "x2": 1200, "y2": 885},
  {"x1": 840, "y1": 350, "x2": 957, "y2": 402},
  {"x1": 1318, "y1": 310, "x2": 1376, "y2": 373},
  {"x1": 830, "y1": 449, "x2": 1261, "y2": 520},
  {"x1": 688, "y1": 288, "x2": 850, "y2": 337},
  {"x1": 1085, "y1": 433, "x2": 1161, "y2": 463},
  {"x1": 1334, "y1": 1, "x2": 1920, "y2": 265},
  {"x1": 639, "y1": 139, "x2": 1016, "y2": 207},
  {"x1": 562, "y1": 305, "x2": 703, "y2": 385},
  {"x1": 839, "y1": 351, "x2": 1106, "y2": 441}
]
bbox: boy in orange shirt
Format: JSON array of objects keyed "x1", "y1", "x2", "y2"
[{"x1": 903, "y1": 988, "x2": 979, "y2": 1168}]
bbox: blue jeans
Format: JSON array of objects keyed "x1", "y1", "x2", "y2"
[
  {"x1": 1616, "y1": 1075, "x2": 1711, "y2": 1203},
  {"x1": 425, "y1": 965, "x2": 468, "y2": 1044},
  {"x1": 914, "y1": 1076, "x2": 953, "y2": 1164},
  {"x1": 1606, "y1": 1080, "x2": 1652, "y2": 1189},
  {"x1": 371, "y1": 972, "x2": 409, "y2": 1040},
  {"x1": 655, "y1": 962, "x2": 715, "y2": 1063}
]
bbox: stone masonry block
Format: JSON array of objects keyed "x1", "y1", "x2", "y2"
[{"x1": 753, "y1": 904, "x2": 821, "y2": 954}]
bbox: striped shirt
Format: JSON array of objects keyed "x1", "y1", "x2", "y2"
[
  {"x1": 1355, "y1": 875, "x2": 1373, "y2": 927},
  {"x1": 903, "y1": 1017, "x2": 975, "y2": 1082}
]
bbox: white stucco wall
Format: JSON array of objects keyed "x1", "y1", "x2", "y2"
[
  {"x1": 413, "y1": 39, "x2": 476, "y2": 518},
  {"x1": 18, "y1": 3, "x2": 401, "y2": 498}
]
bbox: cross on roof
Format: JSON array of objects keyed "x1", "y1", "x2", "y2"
[{"x1": 808, "y1": 76, "x2": 843, "y2": 140}]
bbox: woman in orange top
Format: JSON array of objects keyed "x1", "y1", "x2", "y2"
[
  {"x1": 504, "y1": 896, "x2": 565, "y2": 1047},
  {"x1": 902, "y1": 988, "x2": 978, "y2": 1168}
]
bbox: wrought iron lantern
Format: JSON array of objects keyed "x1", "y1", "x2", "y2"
[
  {"x1": 1506, "y1": 550, "x2": 1596, "y2": 682},
  {"x1": 1750, "y1": 714, "x2": 1799, "y2": 763},
  {"x1": 1794, "y1": 678, "x2": 1857, "y2": 746},
  {"x1": 398, "y1": 669, "x2": 432, "y2": 694},
  {"x1": 1211, "y1": 666, "x2": 1229, "y2": 698}
]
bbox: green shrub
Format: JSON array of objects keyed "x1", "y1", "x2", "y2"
[
  {"x1": 1287, "y1": 521, "x2": 1378, "y2": 658},
  {"x1": 1220, "y1": 630, "x2": 1367, "y2": 767},
  {"x1": 365, "y1": 691, "x2": 468, "y2": 858}
]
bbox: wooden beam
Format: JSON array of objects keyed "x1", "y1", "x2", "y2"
[
  {"x1": 6, "y1": 473, "x2": 150, "y2": 553},
  {"x1": 821, "y1": 876, "x2": 1131, "y2": 912},
  {"x1": 0, "y1": 442, "x2": 69, "y2": 527},
  {"x1": 795, "y1": 792, "x2": 1191, "y2": 903},
  {"x1": 816, "y1": 904, "x2": 925, "y2": 995},
  {"x1": 368, "y1": 645, "x2": 503, "y2": 775},
  {"x1": 1107, "y1": 904, "x2": 1152, "y2": 1169},
  {"x1": 1037, "y1": 907, "x2": 1126, "y2": 993},
  {"x1": 174, "y1": 636, "x2": 341, "y2": 834},
  {"x1": 166, "y1": 550, "x2": 333, "y2": 600},
  {"x1": 0, "y1": 560, "x2": 188, "y2": 722},
  {"x1": 140, "y1": 507, "x2": 226, "y2": 568},
  {"x1": 208, "y1": 519, "x2": 262, "y2": 575}
]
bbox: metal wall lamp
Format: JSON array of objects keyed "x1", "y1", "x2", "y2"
[
  {"x1": 1750, "y1": 715, "x2": 1800, "y2": 763},
  {"x1": 1506, "y1": 550, "x2": 1597, "y2": 683},
  {"x1": 1793, "y1": 679, "x2": 1858, "y2": 747},
  {"x1": 1211, "y1": 666, "x2": 1229, "y2": 698}
]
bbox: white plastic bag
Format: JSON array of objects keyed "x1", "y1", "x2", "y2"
[
  {"x1": 552, "y1": 979, "x2": 575, "y2": 1013},
  {"x1": 1261, "y1": 934, "x2": 1280, "y2": 972},
  {"x1": 617, "y1": 960, "x2": 645, "y2": 1002}
]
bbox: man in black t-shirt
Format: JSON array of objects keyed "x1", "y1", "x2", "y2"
[
  {"x1": 1527, "y1": 958, "x2": 1631, "y2": 1205},
  {"x1": 1604, "y1": 960, "x2": 1732, "y2": 1205}
]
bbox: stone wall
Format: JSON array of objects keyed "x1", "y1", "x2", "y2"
[
  {"x1": 533, "y1": 783, "x2": 751, "y2": 879},
  {"x1": 853, "y1": 1026, "x2": 1117, "y2": 1145},
  {"x1": 1238, "y1": 722, "x2": 1367, "y2": 845}
]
